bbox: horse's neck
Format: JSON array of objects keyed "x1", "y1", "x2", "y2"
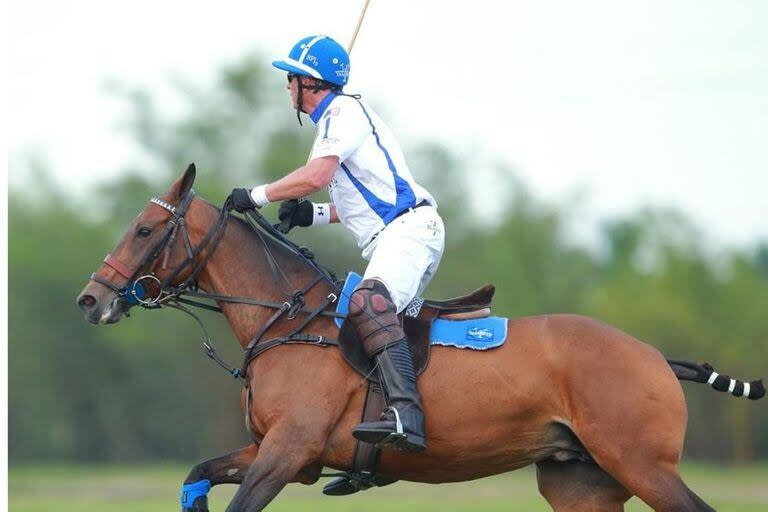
[{"x1": 191, "y1": 203, "x2": 334, "y2": 348}]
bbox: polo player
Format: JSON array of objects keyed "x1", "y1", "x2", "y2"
[{"x1": 231, "y1": 35, "x2": 444, "y2": 453}]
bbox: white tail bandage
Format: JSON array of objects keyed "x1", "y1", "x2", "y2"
[
  {"x1": 707, "y1": 372, "x2": 719, "y2": 385},
  {"x1": 742, "y1": 382, "x2": 751, "y2": 398},
  {"x1": 728, "y1": 379, "x2": 736, "y2": 393}
]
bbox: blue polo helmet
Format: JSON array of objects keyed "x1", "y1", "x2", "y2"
[{"x1": 272, "y1": 35, "x2": 350, "y2": 87}]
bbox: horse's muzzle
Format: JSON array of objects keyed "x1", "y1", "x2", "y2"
[{"x1": 77, "y1": 283, "x2": 125, "y2": 325}]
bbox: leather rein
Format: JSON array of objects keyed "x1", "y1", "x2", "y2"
[{"x1": 89, "y1": 190, "x2": 345, "y2": 383}]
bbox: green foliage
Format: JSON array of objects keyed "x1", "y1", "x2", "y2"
[{"x1": 8, "y1": 53, "x2": 767, "y2": 464}]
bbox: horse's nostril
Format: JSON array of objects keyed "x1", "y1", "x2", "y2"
[{"x1": 78, "y1": 294, "x2": 96, "y2": 309}]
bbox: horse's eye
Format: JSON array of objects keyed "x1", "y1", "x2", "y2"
[{"x1": 137, "y1": 227, "x2": 153, "y2": 238}]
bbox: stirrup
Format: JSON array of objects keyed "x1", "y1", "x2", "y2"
[
  {"x1": 374, "y1": 406, "x2": 406, "y2": 448},
  {"x1": 375, "y1": 432, "x2": 408, "y2": 449}
]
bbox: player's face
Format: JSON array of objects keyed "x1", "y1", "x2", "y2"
[{"x1": 287, "y1": 74, "x2": 299, "y2": 109}]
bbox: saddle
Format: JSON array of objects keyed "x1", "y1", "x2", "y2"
[
  {"x1": 325, "y1": 283, "x2": 495, "y2": 496},
  {"x1": 337, "y1": 283, "x2": 496, "y2": 378},
  {"x1": 422, "y1": 283, "x2": 495, "y2": 319}
]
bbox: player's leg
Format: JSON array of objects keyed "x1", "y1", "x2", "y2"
[{"x1": 350, "y1": 207, "x2": 444, "y2": 452}]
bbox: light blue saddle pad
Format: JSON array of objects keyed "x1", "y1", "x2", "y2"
[{"x1": 335, "y1": 272, "x2": 507, "y2": 350}]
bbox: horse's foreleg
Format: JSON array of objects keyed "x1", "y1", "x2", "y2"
[
  {"x1": 181, "y1": 444, "x2": 259, "y2": 511},
  {"x1": 224, "y1": 425, "x2": 326, "y2": 512}
]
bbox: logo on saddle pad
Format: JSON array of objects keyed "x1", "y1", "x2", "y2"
[{"x1": 466, "y1": 326, "x2": 494, "y2": 342}]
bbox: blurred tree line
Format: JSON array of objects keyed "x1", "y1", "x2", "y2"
[{"x1": 8, "y1": 54, "x2": 767, "y2": 465}]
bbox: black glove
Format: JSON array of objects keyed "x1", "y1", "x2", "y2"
[
  {"x1": 277, "y1": 199, "x2": 314, "y2": 232},
  {"x1": 231, "y1": 188, "x2": 257, "y2": 213}
]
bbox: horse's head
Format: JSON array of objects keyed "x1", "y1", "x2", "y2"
[{"x1": 77, "y1": 164, "x2": 200, "y2": 324}]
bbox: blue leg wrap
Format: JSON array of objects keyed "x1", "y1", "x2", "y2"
[{"x1": 181, "y1": 479, "x2": 211, "y2": 509}]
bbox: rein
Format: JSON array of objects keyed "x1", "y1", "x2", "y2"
[{"x1": 90, "y1": 190, "x2": 345, "y2": 383}]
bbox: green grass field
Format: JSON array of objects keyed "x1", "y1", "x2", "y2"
[{"x1": 9, "y1": 463, "x2": 768, "y2": 511}]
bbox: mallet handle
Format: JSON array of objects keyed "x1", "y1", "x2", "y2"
[{"x1": 348, "y1": 0, "x2": 372, "y2": 54}]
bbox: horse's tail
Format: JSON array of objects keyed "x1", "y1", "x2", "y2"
[{"x1": 667, "y1": 359, "x2": 765, "y2": 400}]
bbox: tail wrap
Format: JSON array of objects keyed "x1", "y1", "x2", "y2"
[{"x1": 667, "y1": 359, "x2": 765, "y2": 401}]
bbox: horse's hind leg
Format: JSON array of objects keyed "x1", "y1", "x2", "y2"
[
  {"x1": 595, "y1": 458, "x2": 715, "y2": 512},
  {"x1": 536, "y1": 460, "x2": 631, "y2": 511},
  {"x1": 575, "y1": 398, "x2": 716, "y2": 511},
  {"x1": 570, "y1": 375, "x2": 716, "y2": 512}
]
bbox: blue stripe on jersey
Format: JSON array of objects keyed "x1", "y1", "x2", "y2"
[
  {"x1": 310, "y1": 92, "x2": 337, "y2": 124},
  {"x1": 340, "y1": 162, "x2": 394, "y2": 221},
  {"x1": 352, "y1": 101, "x2": 416, "y2": 223},
  {"x1": 322, "y1": 116, "x2": 331, "y2": 139}
]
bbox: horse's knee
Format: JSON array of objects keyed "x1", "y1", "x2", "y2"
[{"x1": 293, "y1": 461, "x2": 323, "y2": 485}]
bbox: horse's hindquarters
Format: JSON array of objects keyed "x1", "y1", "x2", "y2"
[
  {"x1": 368, "y1": 314, "x2": 688, "y2": 491},
  {"x1": 537, "y1": 315, "x2": 697, "y2": 511}
]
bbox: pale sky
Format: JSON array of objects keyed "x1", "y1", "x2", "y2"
[{"x1": 8, "y1": 0, "x2": 768, "y2": 246}]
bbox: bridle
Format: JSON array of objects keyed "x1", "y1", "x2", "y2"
[
  {"x1": 89, "y1": 190, "x2": 345, "y2": 382},
  {"x1": 90, "y1": 191, "x2": 225, "y2": 307}
]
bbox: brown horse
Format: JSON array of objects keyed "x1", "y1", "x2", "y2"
[{"x1": 77, "y1": 166, "x2": 763, "y2": 512}]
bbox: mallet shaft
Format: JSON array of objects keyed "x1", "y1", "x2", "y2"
[{"x1": 348, "y1": 0, "x2": 372, "y2": 54}]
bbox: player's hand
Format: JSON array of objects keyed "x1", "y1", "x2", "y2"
[
  {"x1": 278, "y1": 199, "x2": 314, "y2": 231},
  {"x1": 231, "y1": 188, "x2": 258, "y2": 213}
]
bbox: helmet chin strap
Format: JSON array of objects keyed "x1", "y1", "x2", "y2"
[
  {"x1": 296, "y1": 78, "x2": 305, "y2": 126},
  {"x1": 295, "y1": 77, "x2": 323, "y2": 126}
]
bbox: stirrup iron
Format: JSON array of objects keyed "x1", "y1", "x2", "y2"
[{"x1": 374, "y1": 406, "x2": 407, "y2": 448}]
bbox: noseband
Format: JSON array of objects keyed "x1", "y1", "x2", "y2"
[{"x1": 90, "y1": 190, "x2": 229, "y2": 307}]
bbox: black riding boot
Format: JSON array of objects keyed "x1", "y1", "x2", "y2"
[{"x1": 353, "y1": 339, "x2": 426, "y2": 452}]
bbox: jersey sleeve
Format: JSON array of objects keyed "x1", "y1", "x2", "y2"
[{"x1": 309, "y1": 99, "x2": 369, "y2": 162}]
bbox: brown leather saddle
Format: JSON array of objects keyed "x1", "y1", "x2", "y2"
[{"x1": 337, "y1": 283, "x2": 496, "y2": 378}]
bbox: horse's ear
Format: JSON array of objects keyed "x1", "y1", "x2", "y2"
[{"x1": 172, "y1": 163, "x2": 196, "y2": 200}]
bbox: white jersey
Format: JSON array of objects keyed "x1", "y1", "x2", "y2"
[{"x1": 308, "y1": 93, "x2": 437, "y2": 255}]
